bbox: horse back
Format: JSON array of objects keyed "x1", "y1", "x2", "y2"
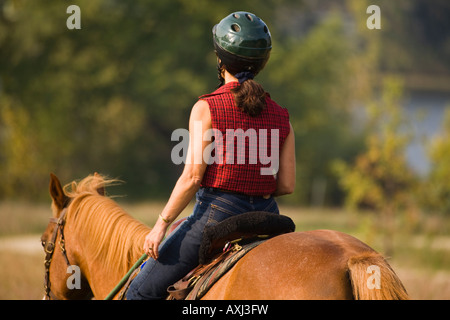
[{"x1": 201, "y1": 230, "x2": 375, "y2": 300}]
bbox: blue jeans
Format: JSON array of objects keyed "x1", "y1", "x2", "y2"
[{"x1": 126, "y1": 187, "x2": 279, "y2": 300}]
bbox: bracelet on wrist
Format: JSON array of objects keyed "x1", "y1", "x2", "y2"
[{"x1": 159, "y1": 213, "x2": 170, "y2": 224}]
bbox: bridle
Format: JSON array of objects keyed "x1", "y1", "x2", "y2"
[{"x1": 43, "y1": 208, "x2": 71, "y2": 300}]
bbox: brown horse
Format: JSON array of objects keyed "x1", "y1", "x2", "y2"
[{"x1": 41, "y1": 173, "x2": 408, "y2": 300}]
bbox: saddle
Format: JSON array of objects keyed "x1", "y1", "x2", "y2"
[
  {"x1": 118, "y1": 211, "x2": 295, "y2": 300},
  {"x1": 167, "y1": 211, "x2": 295, "y2": 300}
]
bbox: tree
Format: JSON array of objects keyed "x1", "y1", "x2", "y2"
[
  {"x1": 264, "y1": 13, "x2": 364, "y2": 205},
  {"x1": 333, "y1": 77, "x2": 417, "y2": 255},
  {"x1": 0, "y1": 0, "x2": 362, "y2": 202},
  {"x1": 423, "y1": 108, "x2": 450, "y2": 214},
  {"x1": 2, "y1": 0, "x2": 446, "y2": 204}
]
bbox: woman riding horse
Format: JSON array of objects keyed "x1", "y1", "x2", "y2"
[{"x1": 126, "y1": 11, "x2": 296, "y2": 300}]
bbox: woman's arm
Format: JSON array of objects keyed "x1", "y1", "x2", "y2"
[
  {"x1": 144, "y1": 99, "x2": 211, "y2": 259},
  {"x1": 273, "y1": 122, "x2": 296, "y2": 197}
]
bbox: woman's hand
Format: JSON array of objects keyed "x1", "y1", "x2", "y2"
[{"x1": 143, "y1": 223, "x2": 168, "y2": 260}]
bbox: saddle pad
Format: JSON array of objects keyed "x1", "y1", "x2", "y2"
[
  {"x1": 186, "y1": 239, "x2": 266, "y2": 300},
  {"x1": 198, "y1": 211, "x2": 295, "y2": 264}
]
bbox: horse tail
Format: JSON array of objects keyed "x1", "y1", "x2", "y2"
[{"x1": 347, "y1": 251, "x2": 409, "y2": 300}]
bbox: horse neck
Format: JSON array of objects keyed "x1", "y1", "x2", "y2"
[{"x1": 67, "y1": 194, "x2": 150, "y2": 299}]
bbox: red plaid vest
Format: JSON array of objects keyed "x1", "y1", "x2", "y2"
[{"x1": 199, "y1": 82, "x2": 290, "y2": 195}]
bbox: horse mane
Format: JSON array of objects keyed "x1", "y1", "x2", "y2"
[{"x1": 64, "y1": 174, "x2": 150, "y2": 277}]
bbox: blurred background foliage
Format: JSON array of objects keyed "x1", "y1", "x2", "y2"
[{"x1": 1, "y1": 0, "x2": 450, "y2": 215}]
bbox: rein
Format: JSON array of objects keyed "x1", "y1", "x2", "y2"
[{"x1": 43, "y1": 208, "x2": 71, "y2": 300}]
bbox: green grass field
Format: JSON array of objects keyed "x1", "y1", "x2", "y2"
[{"x1": 0, "y1": 201, "x2": 449, "y2": 299}]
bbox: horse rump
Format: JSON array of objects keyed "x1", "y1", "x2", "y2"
[{"x1": 347, "y1": 251, "x2": 409, "y2": 300}]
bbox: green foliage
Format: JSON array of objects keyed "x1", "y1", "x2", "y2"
[
  {"x1": 0, "y1": 0, "x2": 218, "y2": 200},
  {"x1": 0, "y1": 0, "x2": 360, "y2": 202},
  {"x1": 265, "y1": 13, "x2": 365, "y2": 205},
  {"x1": 1, "y1": 1, "x2": 448, "y2": 204},
  {"x1": 332, "y1": 77, "x2": 419, "y2": 255},
  {"x1": 333, "y1": 77, "x2": 417, "y2": 211},
  {"x1": 422, "y1": 108, "x2": 450, "y2": 214}
]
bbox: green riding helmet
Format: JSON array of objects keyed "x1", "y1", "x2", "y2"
[{"x1": 213, "y1": 11, "x2": 272, "y2": 76}]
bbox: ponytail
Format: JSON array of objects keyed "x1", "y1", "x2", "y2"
[
  {"x1": 217, "y1": 63, "x2": 268, "y2": 117},
  {"x1": 231, "y1": 80, "x2": 267, "y2": 117}
]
